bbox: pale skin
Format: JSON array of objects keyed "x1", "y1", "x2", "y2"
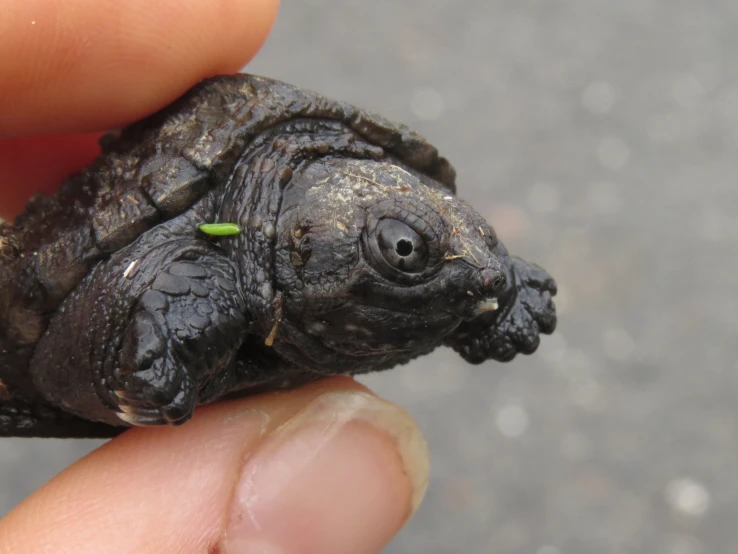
[{"x1": 0, "y1": 2, "x2": 430, "y2": 553}]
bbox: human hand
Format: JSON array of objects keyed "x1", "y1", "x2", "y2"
[
  {"x1": 0, "y1": 2, "x2": 430, "y2": 553},
  {"x1": 0, "y1": 378, "x2": 429, "y2": 553}
]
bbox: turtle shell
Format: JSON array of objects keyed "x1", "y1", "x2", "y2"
[{"x1": 0, "y1": 74, "x2": 456, "y2": 388}]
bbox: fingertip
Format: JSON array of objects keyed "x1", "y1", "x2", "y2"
[
  {"x1": 0, "y1": 0, "x2": 279, "y2": 137},
  {"x1": 1, "y1": 377, "x2": 419, "y2": 554},
  {"x1": 224, "y1": 390, "x2": 430, "y2": 554}
]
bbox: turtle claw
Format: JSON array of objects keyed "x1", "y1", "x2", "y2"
[
  {"x1": 116, "y1": 407, "x2": 168, "y2": 427},
  {"x1": 114, "y1": 389, "x2": 194, "y2": 426}
]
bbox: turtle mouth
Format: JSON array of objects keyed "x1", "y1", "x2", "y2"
[{"x1": 444, "y1": 257, "x2": 557, "y2": 364}]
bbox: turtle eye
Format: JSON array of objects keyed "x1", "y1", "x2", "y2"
[{"x1": 375, "y1": 219, "x2": 428, "y2": 273}]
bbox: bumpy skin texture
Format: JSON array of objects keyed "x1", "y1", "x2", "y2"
[{"x1": 0, "y1": 75, "x2": 557, "y2": 438}]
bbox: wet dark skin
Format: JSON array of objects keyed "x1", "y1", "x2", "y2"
[{"x1": 1, "y1": 74, "x2": 556, "y2": 437}]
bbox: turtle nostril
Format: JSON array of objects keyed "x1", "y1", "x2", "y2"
[{"x1": 480, "y1": 268, "x2": 505, "y2": 292}]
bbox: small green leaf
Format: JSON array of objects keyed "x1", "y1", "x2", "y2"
[{"x1": 198, "y1": 223, "x2": 241, "y2": 236}]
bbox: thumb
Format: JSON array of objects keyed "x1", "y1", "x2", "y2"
[{"x1": 0, "y1": 377, "x2": 429, "y2": 554}]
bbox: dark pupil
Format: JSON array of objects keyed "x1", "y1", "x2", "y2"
[
  {"x1": 396, "y1": 240, "x2": 413, "y2": 257},
  {"x1": 374, "y1": 218, "x2": 429, "y2": 274}
]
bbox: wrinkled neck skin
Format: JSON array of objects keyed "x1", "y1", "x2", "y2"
[{"x1": 218, "y1": 123, "x2": 556, "y2": 376}]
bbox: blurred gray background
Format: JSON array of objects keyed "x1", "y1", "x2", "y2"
[{"x1": 3, "y1": 1, "x2": 738, "y2": 552}]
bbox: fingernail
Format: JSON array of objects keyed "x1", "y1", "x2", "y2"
[{"x1": 223, "y1": 391, "x2": 429, "y2": 554}]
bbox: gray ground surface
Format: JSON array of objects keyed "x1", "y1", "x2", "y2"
[{"x1": 3, "y1": 1, "x2": 738, "y2": 552}]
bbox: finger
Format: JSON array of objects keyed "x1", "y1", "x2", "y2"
[
  {"x1": 0, "y1": 378, "x2": 430, "y2": 554},
  {"x1": 0, "y1": 0, "x2": 279, "y2": 138},
  {"x1": 0, "y1": 134, "x2": 102, "y2": 220}
]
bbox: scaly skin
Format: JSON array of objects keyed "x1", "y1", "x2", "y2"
[{"x1": 0, "y1": 75, "x2": 556, "y2": 437}]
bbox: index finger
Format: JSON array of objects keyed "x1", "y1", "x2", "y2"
[{"x1": 0, "y1": 0, "x2": 279, "y2": 138}]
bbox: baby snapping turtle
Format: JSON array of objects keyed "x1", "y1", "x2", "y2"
[{"x1": 0, "y1": 75, "x2": 557, "y2": 438}]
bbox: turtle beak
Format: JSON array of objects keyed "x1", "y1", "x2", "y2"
[{"x1": 441, "y1": 262, "x2": 507, "y2": 321}]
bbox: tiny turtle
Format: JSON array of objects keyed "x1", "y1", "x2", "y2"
[{"x1": 0, "y1": 75, "x2": 557, "y2": 438}]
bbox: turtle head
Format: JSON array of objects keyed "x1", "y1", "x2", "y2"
[{"x1": 272, "y1": 156, "x2": 556, "y2": 371}]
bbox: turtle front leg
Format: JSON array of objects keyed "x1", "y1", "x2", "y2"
[
  {"x1": 30, "y1": 232, "x2": 250, "y2": 428},
  {"x1": 112, "y1": 257, "x2": 248, "y2": 426}
]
